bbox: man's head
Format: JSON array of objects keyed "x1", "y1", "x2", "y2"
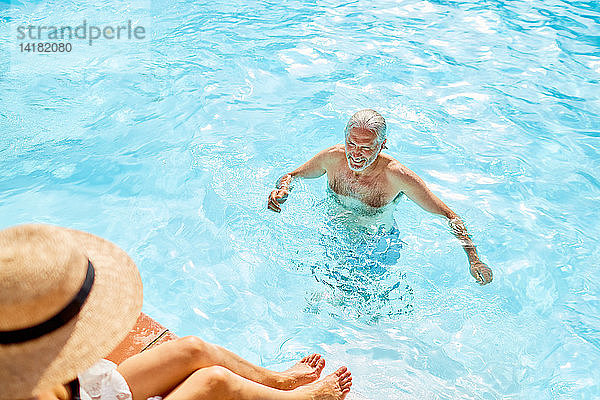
[{"x1": 344, "y1": 109, "x2": 387, "y2": 172}]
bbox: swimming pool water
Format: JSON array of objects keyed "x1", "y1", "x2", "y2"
[{"x1": 1, "y1": 0, "x2": 599, "y2": 398}]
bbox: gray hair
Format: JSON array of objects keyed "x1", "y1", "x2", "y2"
[{"x1": 344, "y1": 109, "x2": 387, "y2": 143}]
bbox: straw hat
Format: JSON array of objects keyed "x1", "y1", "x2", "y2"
[{"x1": 0, "y1": 224, "x2": 143, "y2": 399}]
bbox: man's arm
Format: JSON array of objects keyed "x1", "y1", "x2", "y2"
[
  {"x1": 267, "y1": 146, "x2": 335, "y2": 213},
  {"x1": 391, "y1": 165, "x2": 493, "y2": 285}
]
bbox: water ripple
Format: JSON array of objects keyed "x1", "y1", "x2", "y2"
[{"x1": 1, "y1": 0, "x2": 600, "y2": 398}]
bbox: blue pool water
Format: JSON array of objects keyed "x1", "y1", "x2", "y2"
[{"x1": 1, "y1": 0, "x2": 599, "y2": 398}]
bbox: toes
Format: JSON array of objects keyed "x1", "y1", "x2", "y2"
[
  {"x1": 311, "y1": 354, "x2": 322, "y2": 367},
  {"x1": 316, "y1": 358, "x2": 325, "y2": 371},
  {"x1": 305, "y1": 354, "x2": 323, "y2": 368},
  {"x1": 340, "y1": 374, "x2": 352, "y2": 385},
  {"x1": 303, "y1": 354, "x2": 315, "y2": 365},
  {"x1": 313, "y1": 359, "x2": 325, "y2": 379},
  {"x1": 340, "y1": 375, "x2": 352, "y2": 391},
  {"x1": 338, "y1": 368, "x2": 352, "y2": 389},
  {"x1": 335, "y1": 366, "x2": 348, "y2": 376}
]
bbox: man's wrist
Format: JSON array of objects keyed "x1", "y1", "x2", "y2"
[
  {"x1": 276, "y1": 175, "x2": 294, "y2": 191},
  {"x1": 465, "y1": 246, "x2": 478, "y2": 262}
]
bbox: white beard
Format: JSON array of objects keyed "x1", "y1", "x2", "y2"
[{"x1": 345, "y1": 144, "x2": 380, "y2": 172}]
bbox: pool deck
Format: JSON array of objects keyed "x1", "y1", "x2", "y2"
[{"x1": 106, "y1": 312, "x2": 178, "y2": 364}]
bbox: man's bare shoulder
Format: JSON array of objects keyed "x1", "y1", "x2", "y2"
[
  {"x1": 328, "y1": 144, "x2": 346, "y2": 156},
  {"x1": 318, "y1": 144, "x2": 346, "y2": 164},
  {"x1": 380, "y1": 153, "x2": 409, "y2": 175},
  {"x1": 381, "y1": 154, "x2": 423, "y2": 186}
]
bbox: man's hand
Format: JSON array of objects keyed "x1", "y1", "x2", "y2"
[
  {"x1": 267, "y1": 189, "x2": 289, "y2": 213},
  {"x1": 470, "y1": 260, "x2": 493, "y2": 285}
]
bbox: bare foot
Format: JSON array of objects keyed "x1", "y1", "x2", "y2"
[
  {"x1": 293, "y1": 366, "x2": 352, "y2": 400},
  {"x1": 279, "y1": 354, "x2": 326, "y2": 390}
]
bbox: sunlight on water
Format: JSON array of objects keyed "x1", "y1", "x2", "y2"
[{"x1": 1, "y1": 0, "x2": 599, "y2": 398}]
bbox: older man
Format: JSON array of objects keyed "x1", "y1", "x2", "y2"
[{"x1": 267, "y1": 109, "x2": 493, "y2": 285}]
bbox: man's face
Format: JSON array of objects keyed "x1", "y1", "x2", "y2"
[{"x1": 345, "y1": 127, "x2": 384, "y2": 172}]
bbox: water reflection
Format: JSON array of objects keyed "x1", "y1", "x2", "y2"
[{"x1": 304, "y1": 192, "x2": 414, "y2": 322}]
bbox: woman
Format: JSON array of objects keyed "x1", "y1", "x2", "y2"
[{"x1": 0, "y1": 224, "x2": 352, "y2": 400}]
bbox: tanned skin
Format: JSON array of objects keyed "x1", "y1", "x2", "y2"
[
  {"x1": 30, "y1": 337, "x2": 351, "y2": 400},
  {"x1": 268, "y1": 127, "x2": 493, "y2": 285}
]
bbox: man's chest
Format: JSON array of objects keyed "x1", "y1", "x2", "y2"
[{"x1": 327, "y1": 171, "x2": 396, "y2": 208}]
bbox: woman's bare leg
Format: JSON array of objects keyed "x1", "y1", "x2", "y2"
[
  {"x1": 165, "y1": 365, "x2": 352, "y2": 400},
  {"x1": 117, "y1": 336, "x2": 325, "y2": 400}
]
